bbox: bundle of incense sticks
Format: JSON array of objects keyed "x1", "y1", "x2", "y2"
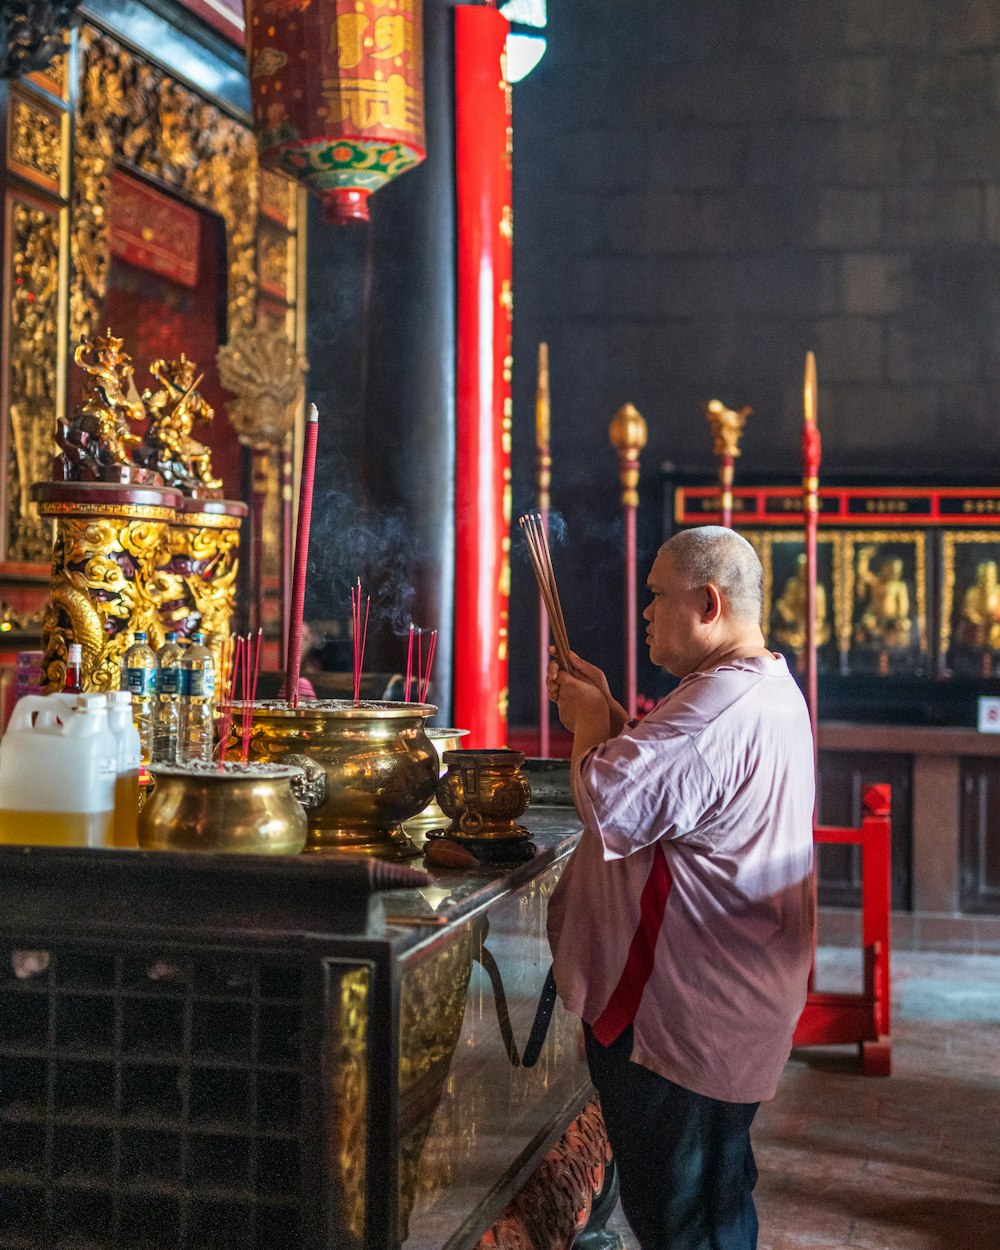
[
  {"x1": 216, "y1": 630, "x2": 262, "y2": 765},
  {"x1": 518, "y1": 511, "x2": 571, "y2": 670},
  {"x1": 405, "y1": 625, "x2": 438, "y2": 702},
  {"x1": 351, "y1": 579, "x2": 370, "y2": 704}
]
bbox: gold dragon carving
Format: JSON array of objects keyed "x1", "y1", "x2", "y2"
[{"x1": 39, "y1": 512, "x2": 167, "y2": 692}]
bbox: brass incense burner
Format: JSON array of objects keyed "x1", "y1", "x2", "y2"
[
  {"x1": 229, "y1": 700, "x2": 438, "y2": 860},
  {"x1": 426, "y1": 749, "x2": 535, "y2": 867},
  {"x1": 405, "y1": 728, "x2": 471, "y2": 843},
  {"x1": 138, "y1": 760, "x2": 308, "y2": 855}
]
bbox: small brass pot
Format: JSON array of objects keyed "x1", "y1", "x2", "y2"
[
  {"x1": 228, "y1": 699, "x2": 438, "y2": 860},
  {"x1": 138, "y1": 760, "x2": 308, "y2": 854},
  {"x1": 436, "y1": 748, "x2": 531, "y2": 840},
  {"x1": 405, "y1": 728, "x2": 471, "y2": 844}
]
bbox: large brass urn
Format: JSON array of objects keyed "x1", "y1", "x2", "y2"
[{"x1": 230, "y1": 700, "x2": 439, "y2": 859}]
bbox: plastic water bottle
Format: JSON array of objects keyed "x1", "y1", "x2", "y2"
[
  {"x1": 180, "y1": 632, "x2": 215, "y2": 763},
  {"x1": 153, "y1": 632, "x2": 184, "y2": 765},
  {"x1": 0, "y1": 693, "x2": 117, "y2": 846},
  {"x1": 121, "y1": 631, "x2": 156, "y2": 763},
  {"x1": 108, "y1": 691, "x2": 141, "y2": 847}
]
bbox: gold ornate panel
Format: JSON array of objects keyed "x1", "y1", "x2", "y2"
[
  {"x1": 940, "y1": 531, "x2": 1000, "y2": 672},
  {"x1": 7, "y1": 85, "x2": 67, "y2": 195},
  {"x1": 842, "y1": 530, "x2": 927, "y2": 670},
  {"x1": 753, "y1": 532, "x2": 843, "y2": 671},
  {"x1": 5, "y1": 194, "x2": 67, "y2": 562},
  {"x1": 71, "y1": 25, "x2": 258, "y2": 346}
]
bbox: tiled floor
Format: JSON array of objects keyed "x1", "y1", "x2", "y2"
[{"x1": 604, "y1": 949, "x2": 1000, "y2": 1250}]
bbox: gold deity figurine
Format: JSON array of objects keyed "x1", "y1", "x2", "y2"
[
  {"x1": 703, "y1": 399, "x2": 751, "y2": 461},
  {"x1": 956, "y1": 560, "x2": 1000, "y2": 651},
  {"x1": 772, "y1": 553, "x2": 830, "y2": 654},
  {"x1": 855, "y1": 546, "x2": 912, "y2": 649},
  {"x1": 55, "y1": 330, "x2": 152, "y2": 482},
  {"x1": 138, "y1": 354, "x2": 223, "y2": 497}
]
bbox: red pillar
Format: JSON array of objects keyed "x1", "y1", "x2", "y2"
[{"x1": 453, "y1": 6, "x2": 513, "y2": 747}]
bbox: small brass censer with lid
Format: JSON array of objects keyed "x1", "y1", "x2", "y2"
[{"x1": 425, "y1": 748, "x2": 535, "y2": 867}]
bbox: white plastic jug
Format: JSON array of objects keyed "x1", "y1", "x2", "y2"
[
  {"x1": 108, "y1": 691, "x2": 141, "y2": 847},
  {"x1": 0, "y1": 693, "x2": 117, "y2": 847}
]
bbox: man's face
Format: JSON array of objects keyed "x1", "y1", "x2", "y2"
[{"x1": 643, "y1": 549, "x2": 712, "y2": 677}]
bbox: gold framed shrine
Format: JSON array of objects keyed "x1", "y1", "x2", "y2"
[{"x1": 0, "y1": 18, "x2": 306, "y2": 656}]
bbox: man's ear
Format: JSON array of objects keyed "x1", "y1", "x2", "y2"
[{"x1": 703, "y1": 583, "x2": 723, "y2": 623}]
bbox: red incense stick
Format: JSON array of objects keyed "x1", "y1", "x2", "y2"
[
  {"x1": 404, "y1": 623, "x2": 414, "y2": 701},
  {"x1": 418, "y1": 629, "x2": 437, "y2": 702},
  {"x1": 285, "y1": 403, "x2": 319, "y2": 709}
]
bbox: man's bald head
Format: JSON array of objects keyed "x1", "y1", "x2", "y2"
[{"x1": 659, "y1": 527, "x2": 764, "y2": 625}]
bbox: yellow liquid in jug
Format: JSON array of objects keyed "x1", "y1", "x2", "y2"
[
  {"x1": 0, "y1": 809, "x2": 114, "y2": 847},
  {"x1": 112, "y1": 771, "x2": 139, "y2": 848}
]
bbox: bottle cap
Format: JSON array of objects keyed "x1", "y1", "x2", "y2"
[
  {"x1": 165, "y1": 632, "x2": 178, "y2": 642},
  {"x1": 72, "y1": 693, "x2": 108, "y2": 711},
  {"x1": 134, "y1": 631, "x2": 147, "y2": 642},
  {"x1": 67, "y1": 643, "x2": 82, "y2": 663},
  {"x1": 109, "y1": 691, "x2": 132, "y2": 706},
  {"x1": 192, "y1": 632, "x2": 205, "y2": 643}
]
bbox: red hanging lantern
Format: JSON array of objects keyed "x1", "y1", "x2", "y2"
[{"x1": 244, "y1": 0, "x2": 426, "y2": 224}]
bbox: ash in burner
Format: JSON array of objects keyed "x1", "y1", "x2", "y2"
[
  {"x1": 148, "y1": 760, "x2": 305, "y2": 781},
  {"x1": 248, "y1": 699, "x2": 436, "y2": 713}
]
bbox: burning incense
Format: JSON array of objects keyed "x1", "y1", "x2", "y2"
[
  {"x1": 404, "y1": 622, "x2": 415, "y2": 701},
  {"x1": 418, "y1": 629, "x2": 438, "y2": 702},
  {"x1": 285, "y1": 403, "x2": 319, "y2": 709},
  {"x1": 518, "y1": 512, "x2": 571, "y2": 670},
  {"x1": 216, "y1": 633, "x2": 239, "y2": 767},
  {"x1": 351, "y1": 579, "x2": 370, "y2": 704},
  {"x1": 243, "y1": 627, "x2": 262, "y2": 762}
]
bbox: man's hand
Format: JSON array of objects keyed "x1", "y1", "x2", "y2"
[
  {"x1": 548, "y1": 647, "x2": 629, "y2": 736},
  {"x1": 547, "y1": 658, "x2": 612, "y2": 761}
]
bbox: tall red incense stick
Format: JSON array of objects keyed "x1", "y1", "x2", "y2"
[{"x1": 285, "y1": 403, "x2": 319, "y2": 709}]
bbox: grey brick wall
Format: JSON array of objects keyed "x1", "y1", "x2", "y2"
[{"x1": 508, "y1": 0, "x2": 1000, "y2": 721}]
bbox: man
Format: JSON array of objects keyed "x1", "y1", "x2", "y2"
[{"x1": 546, "y1": 525, "x2": 815, "y2": 1250}]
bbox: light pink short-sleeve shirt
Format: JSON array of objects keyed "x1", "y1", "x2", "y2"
[{"x1": 547, "y1": 653, "x2": 815, "y2": 1104}]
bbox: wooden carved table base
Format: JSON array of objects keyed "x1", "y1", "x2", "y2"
[{"x1": 476, "y1": 1098, "x2": 624, "y2": 1250}]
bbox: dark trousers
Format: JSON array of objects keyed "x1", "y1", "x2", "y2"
[{"x1": 584, "y1": 1023, "x2": 760, "y2": 1250}]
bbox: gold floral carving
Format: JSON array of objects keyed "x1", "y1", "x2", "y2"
[
  {"x1": 8, "y1": 201, "x2": 62, "y2": 562},
  {"x1": 71, "y1": 26, "x2": 258, "y2": 347},
  {"x1": 8, "y1": 92, "x2": 62, "y2": 190},
  {"x1": 258, "y1": 227, "x2": 292, "y2": 302},
  {"x1": 216, "y1": 324, "x2": 307, "y2": 450},
  {"x1": 28, "y1": 47, "x2": 68, "y2": 100},
  {"x1": 329, "y1": 963, "x2": 370, "y2": 1244},
  {"x1": 259, "y1": 167, "x2": 297, "y2": 227},
  {"x1": 40, "y1": 512, "x2": 168, "y2": 692}
]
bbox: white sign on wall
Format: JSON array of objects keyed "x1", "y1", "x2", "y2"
[{"x1": 977, "y1": 697, "x2": 1000, "y2": 733}]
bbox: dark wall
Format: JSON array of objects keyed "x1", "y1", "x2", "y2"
[{"x1": 509, "y1": 0, "x2": 1000, "y2": 724}]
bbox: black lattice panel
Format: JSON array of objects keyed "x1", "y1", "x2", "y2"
[{"x1": 0, "y1": 944, "x2": 304, "y2": 1250}]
